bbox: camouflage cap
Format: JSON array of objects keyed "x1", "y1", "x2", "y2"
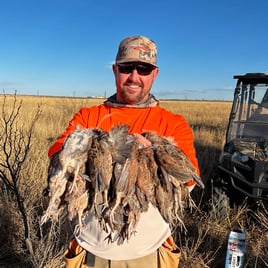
[{"x1": 116, "y1": 36, "x2": 157, "y2": 67}]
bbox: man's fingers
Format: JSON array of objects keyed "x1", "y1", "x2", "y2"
[{"x1": 133, "y1": 133, "x2": 152, "y2": 147}]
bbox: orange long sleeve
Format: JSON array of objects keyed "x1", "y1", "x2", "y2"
[{"x1": 48, "y1": 104, "x2": 200, "y2": 178}]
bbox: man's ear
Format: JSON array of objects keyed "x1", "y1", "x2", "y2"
[
  {"x1": 112, "y1": 64, "x2": 117, "y2": 75},
  {"x1": 153, "y1": 68, "x2": 159, "y2": 80}
]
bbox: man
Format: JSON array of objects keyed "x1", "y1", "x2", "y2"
[{"x1": 48, "y1": 35, "x2": 200, "y2": 267}]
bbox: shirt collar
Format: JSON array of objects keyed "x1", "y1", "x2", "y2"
[{"x1": 104, "y1": 94, "x2": 159, "y2": 108}]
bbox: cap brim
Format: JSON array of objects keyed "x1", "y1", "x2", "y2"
[{"x1": 116, "y1": 58, "x2": 158, "y2": 67}]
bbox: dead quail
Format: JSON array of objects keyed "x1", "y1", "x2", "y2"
[
  {"x1": 87, "y1": 129, "x2": 113, "y2": 217},
  {"x1": 59, "y1": 126, "x2": 94, "y2": 192},
  {"x1": 136, "y1": 146, "x2": 157, "y2": 210},
  {"x1": 40, "y1": 151, "x2": 73, "y2": 225},
  {"x1": 143, "y1": 132, "x2": 204, "y2": 189},
  {"x1": 64, "y1": 174, "x2": 89, "y2": 230},
  {"x1": 108, "y1": 124, "x2": 134, "y2": 163},
  {"x1": 155, "y1": 169, "x2": 174, "y2": 225},
  {"x1": 116, "y1": 139, "x2": 141, "y2": 242},
  {"x1": 41, "y1": 126, "x2": 93, "y2": 225},
  {"x1": 109, "y1": 159, "x2": 132, "y2": 233},
  {"x1": 40, "y1": 163, "x2": 69, "y2": 225},
  {"x1": 107, "y1": 128, "x2": 137, "y2": 231},
  {"x1": 120, "y1": 139, "x2": 140, "y2": 207}
]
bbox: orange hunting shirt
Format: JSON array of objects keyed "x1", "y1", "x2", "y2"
[{"x1": 48, "y1": 104, "x2": 200, "y2": 186}]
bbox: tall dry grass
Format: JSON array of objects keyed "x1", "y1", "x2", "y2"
[{"x1": 0, "y1": 95, "x2": 267, "y2": 268}]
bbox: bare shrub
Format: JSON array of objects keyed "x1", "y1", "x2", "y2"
[
  {"x1": 0, "y1": 94, "x2": 41, "y2": 260},
  {"x1": 0, "y1": 95, "x2": 73, "y2": 267}
]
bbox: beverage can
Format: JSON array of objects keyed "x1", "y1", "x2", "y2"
[{"x1": 225, "y1": 230, "x2": 246, "y2": 268}]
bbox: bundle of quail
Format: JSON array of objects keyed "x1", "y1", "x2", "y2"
[{"x1": 41, "y1": 124, "x2": 204, "y2": 244}]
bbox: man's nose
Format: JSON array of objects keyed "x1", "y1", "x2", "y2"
[{"x1": 128, "y1": 69, "x2": 139, "y2": 80}]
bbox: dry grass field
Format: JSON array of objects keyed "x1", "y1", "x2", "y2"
[{"x1": 0, "y1": 95, "x2": 267, "y2": 268}]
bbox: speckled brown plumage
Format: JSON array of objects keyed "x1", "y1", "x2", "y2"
[
  {"x1": 41, "y1": 125, "x2": 204, "y2": 244},
  {"x1": 143, "y1": 132, "x2": 204, "y2": 189}
]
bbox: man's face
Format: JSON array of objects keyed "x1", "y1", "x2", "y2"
[{"x1": 113, "y1": 62, "x2": 159, "y2": 104}]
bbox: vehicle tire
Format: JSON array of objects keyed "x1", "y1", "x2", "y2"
[{"x1": 210, "y1": 186, "x2": 230, "y2": 222}]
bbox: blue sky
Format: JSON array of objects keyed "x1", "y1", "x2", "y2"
[{"x1": 1, "y1": 0, "x2": 267, "y2": 100}]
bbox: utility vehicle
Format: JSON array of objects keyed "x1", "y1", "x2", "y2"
[{"x1": 211, "y1": 73, "x2": 268, "y2": 218}]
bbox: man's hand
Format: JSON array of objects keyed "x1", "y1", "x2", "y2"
[{"x1": 133, "y1": 133, "x2": 152, "y2": 147}]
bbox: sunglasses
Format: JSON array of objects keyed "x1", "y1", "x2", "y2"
[{"x1": 117, "y1": 62, "x2": 156, "y2": 76}]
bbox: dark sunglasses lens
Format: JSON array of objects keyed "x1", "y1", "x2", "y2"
[
  {"x1": 117, "y1": 64, "x2": 134, "y2": 74},
  {"x1": 117, "y1": 63, "x2": 154, "y2": 76},
  {"x1": 136, "y1": 64, "x2": 154, "y2": 75}
]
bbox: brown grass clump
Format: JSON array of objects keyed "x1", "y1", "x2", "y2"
[{"x1": 0, "y1": 95, "x2": 267, "y2": 267}]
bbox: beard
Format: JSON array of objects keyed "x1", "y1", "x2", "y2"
[
  {"x1": 119, "y1": 79, "x2": 151, "y2": 104},
  {"x1": 120, "y1": 87, "x2": 145, "y2": 104}
]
